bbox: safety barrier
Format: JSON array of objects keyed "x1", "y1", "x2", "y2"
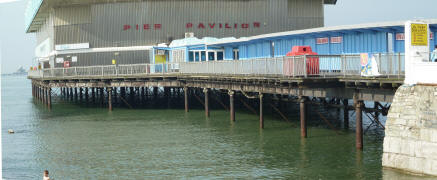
[{"x1": 28, "y1": 54, "x2": 405, "y2": 79}]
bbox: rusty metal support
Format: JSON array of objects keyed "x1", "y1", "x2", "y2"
[
  {"x1": 203, "y1": 88, "x2": 209, "y2": 117},
  {"x1": 259, "y1": 92, "x2": 264, "y2": 129},
  {"x1": 356, "y1": 100, "x2": 364, "y2": 150},
  {"x1": 300, "y1": 96, "x2": 307, "y2": 138},
  {"x1": 229, "y1": 90, "x2": 235, "y2": 122},
  {"x1": 184, "y1": 86, "x2": 189, "y2": 112}
]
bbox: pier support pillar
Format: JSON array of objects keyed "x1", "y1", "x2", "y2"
[
  {"x1": 229, "y1": 90, "x2": 235, "y2": 122},
  {"x1": 153, "y1": 87, "x2": 158, "y2": 100},
  {"x1": 343, "y1": 99, "x2": 349, "y2": 129},
  {"x1": 108, "y1": 88, "x2": 113, "y2": 111},
  {"x1": 91, "y1": 88, "x2": 96, "y2": 103},
  {"x1": 65, "y1": 88, "x2": 69, "y2": 99},
  {"x1": 300, "y1": 96, "x2": 307, "y2": 138},
  {"x1": 85, "y1": 88, "x2": 89, "y2": 102},
  {"x1": 47, "y1": 87, "x2": 52, "y2": 110},
  {"x1": 113, "y1": 87, "x2": 118, "y2": 105},
  {"x1": 184, "y1": 87, "x2": 189, "y2": 112},
  {"x1": 141, "y1": 87, "x2": 145, "y2": 105},
  {"x1": 42, "y1": 87, "x2": 46, "y2": 104},
  {"x1": 355, "y1": 100, "x2": 364, "y2": 150},
  {"x1": 79, "y1": 88, "x2": 83, "y2": 102},
  {"x1": 69, "y1": 88, "x2": 73, "y2": 101},
  {"x1": 203, "y1": 88, "x2": 209, "y2": 117},
  {"x1": 259, "y1": 93, "x2": 264, "y2": 129},
  {"x1": 100, "y1": 88, "x2": 104, "y2": 106},
  {"x1": 74, "y1": 88, "x2": 78, "y2": 101}
]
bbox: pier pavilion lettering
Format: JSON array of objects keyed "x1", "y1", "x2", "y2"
[
  {"x1": 123, "y1": 22, "x2": 261, "y2": 31},
  {"x1": 186, "y1": 22, "x2": 261, "y2": 29}
]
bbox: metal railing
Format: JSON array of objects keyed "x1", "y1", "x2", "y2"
[{"x1": 28, "y1": 54, "x2": 405, "y2": 79}]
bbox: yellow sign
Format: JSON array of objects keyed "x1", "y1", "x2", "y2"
[
  {"x1": 155, "y1": 55, "x2": 166, "y2": 64},
  {"x1": 411, "y1": 24, "x2": 428, "y2": 46},
  {"x1": 112, "y1": 59, "x2": 116, "y2": 64}
]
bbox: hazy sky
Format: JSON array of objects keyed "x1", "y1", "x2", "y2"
[{"x1": 1, "y1": 0, "x2": 437, "y2": 73}]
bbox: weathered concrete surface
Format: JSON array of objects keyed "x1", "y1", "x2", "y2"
[{"x1": 383, "y1": 85, "x2": 437, "y2": 176}]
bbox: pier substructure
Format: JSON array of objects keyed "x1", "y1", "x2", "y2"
[
  {"x1": 229, "y1": 90, "x2": 235, "y2": 122},
  {"x1": 184, "y1": 87, "x2": 189, "y2": 112},
  {"x1": 355, "y1": 100, "x2": 364, "y2": 150},
  {"x1": 203, "y1": 88, "x2": 209, "y2": 117},
  {"x1": 108, "y1": 87, "x2": 113, "y2": 111},
  {"x1": 79, "y1": 88, "x2": 83, "y2": 102},
  {"x1": 74, "y1": 88, "x2": 78, "y2": 101},
  {"x1": 47, "y1": 87, "x2": 51, "y2": 110},
  {"x1": 300, "y1": 96, "x2": 307, "y2": 138},
  {"x1": 343, "y1": 99, "x2": 349, "y2": 129},
  {"x1": 100, "y1": 88, "x2": 104, "y2": 106},
  {"x1": 85, "y1": 88, "x2": 89, "y2": 102},
  {"x1": 259, "y1": 92, "x2": 264, "y2": 129}
]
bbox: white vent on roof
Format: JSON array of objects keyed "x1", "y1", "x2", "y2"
[{"x1": 185, "y1": 32, "x2": 194, "y2": 38}]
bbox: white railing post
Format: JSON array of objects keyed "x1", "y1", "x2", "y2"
[
  {"x1": 304, "y1": 55, "x2": 307, "y2": 78},
  {"x1": 398, "y1": 52, "x2": 402, "y2": 78}
]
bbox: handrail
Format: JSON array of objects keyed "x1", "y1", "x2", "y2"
[{"x1": 28, "y1": 54, "x2": 406, "y2": 79}]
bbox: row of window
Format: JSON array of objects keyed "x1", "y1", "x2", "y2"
[{"x1": 188, "y1": 51, "x2": 224, "y2": 61}]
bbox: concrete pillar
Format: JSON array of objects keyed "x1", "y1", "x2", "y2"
[
  {"x1": 108, "y1": 87, "x2": 113, "y2": 111},
  {"x1": 65, "y1": 88, "x2": 69, "y2": 99},
  {"x1": 129, "y1": 87, "x2": 134, "y2": 105},
  {"x1": 153, "y1": 87, "x2": 158, "y2": 100},
  {"x1": 343, "y1": 99, "x2": 349, "y2": 129},
  {"x1": 356, "y1": 100, "x2": 364, "y2": 150},
  {"x1": 203, "y1": 88, "x2": 209, "y2": 117},
  {"x1": 229, "y1": 90, "x2": 235, "y2": 122},
  {"x1": 259, "y1": 93, "x2": 264, "y2": 129},
  {"x1": 300, "y1": 96, "x2": 307, "y2": 138},
  {"x1": 184, "y1": 87, "x2": 189, "y2": 112},
  {"x1": 69, "y1": 88, "x2": 73, "y2": 101}
]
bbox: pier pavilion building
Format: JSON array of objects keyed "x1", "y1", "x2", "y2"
[{"x1": 26, "y1": 0, "x2": 336, "y2": 69}]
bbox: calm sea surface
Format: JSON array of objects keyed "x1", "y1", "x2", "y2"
[{"x1": 2, "y1": 76, "x2": 434, "y2": 179}]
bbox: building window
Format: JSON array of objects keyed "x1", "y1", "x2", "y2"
[
  {"x1": 233, "y1": 49, "x2": 239, "y2": 60},
  {"x1": 316, "y1": 37, "x2": 329, "y2": 44},
  {"x1": 217, "y1": 51, "x2": 224, "y2": 60},
  {"x1": 330, "y1": 36, "x2": 342, "y2": 44},
  {"x1": 396, "y1": 33, "x2": 405, "y2": 41},
  {"x1": 189, "y1": 52, "x2": 194, "y2": 62},
  {"x1": 208, "y1": 52, "x2": 215, "y2": 61},
  {"x1": 201, "y1": 51, "x2": 206, "y2": 61}
]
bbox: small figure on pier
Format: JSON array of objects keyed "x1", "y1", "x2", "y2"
[
  {"x1": 8, "y1": 129, "x2": 14, "y2": 134},
  {"x1": 43, "y1": 170, "x2": 51, "y2": 180}
]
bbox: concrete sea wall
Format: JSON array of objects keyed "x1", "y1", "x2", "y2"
[{"x1": 383, "y1": 85, "x2": 437, "y2": 176}]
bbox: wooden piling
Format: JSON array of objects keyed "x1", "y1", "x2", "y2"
[
  {"x1": 259, "y1": 93, "x2": 264, "y2": 129},
  {"x1": 356, "y1": 100, "x2": 364, "y2": 150},
  {"x1": 69, "y1": 88, "x2": 73, "y2": 101},
  {"x1": 229, "y1": 90, "x2": 235, "y2": 122},
  {"x1": 184, "y1": 86, "x2": 189, "y2": 112},
  {"x1": 343, "y1": 99, "x2": 349, "y2": 129},
  {"x1": 300, "y1": 96, "x2": 307, "y2": 138},
  {"x1": 203, "y1": 88, "x2": 209, "y2": 117}
]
